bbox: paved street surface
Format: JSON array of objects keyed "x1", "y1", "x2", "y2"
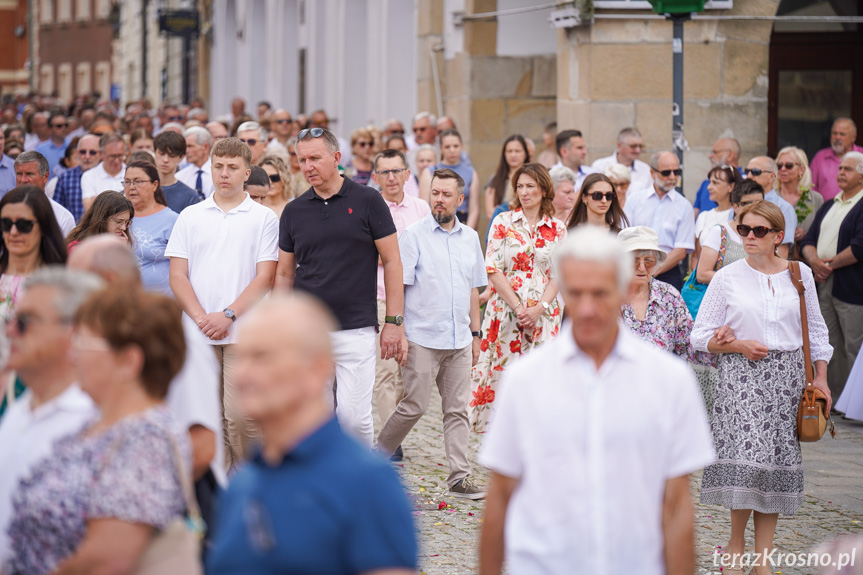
[{"x1": 377, "y1": 388, "x2": 863, "y2": 575}]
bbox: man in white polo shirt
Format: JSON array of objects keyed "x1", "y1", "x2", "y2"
[
  {"x1": 80, "y1": 132, "x2": 126, "y2": 212},
  {"x1": 0, "y1": 269, "x2": 101, "y2": 566},
  {"x1": 479, "y1": 227, "x2": 714, "y2": 575},
  {"x1": 167, "y1": 137, "x2": 279, "y2": 470}
]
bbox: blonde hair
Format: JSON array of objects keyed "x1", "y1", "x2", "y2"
[
  {"x1": 737, "y1": 200, "x2": 786, "y2": 249},
  {"x1": 774, "y1": 146, "x2": 813, "y2": 192},
  {"x1": 259, "y1": 155, "x2": 292, "y2": 200},
  {"x1": 350, "y1": 127, "x2": 373, "y2": 146}
]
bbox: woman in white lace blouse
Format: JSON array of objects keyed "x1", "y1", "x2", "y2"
[{"x1": 690, "y1": 200, "x2": 832, "y2": 575}]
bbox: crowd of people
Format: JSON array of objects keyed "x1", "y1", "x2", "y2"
[{"x1": 0, "y1": 89, "x2": 861, "y2": 574}]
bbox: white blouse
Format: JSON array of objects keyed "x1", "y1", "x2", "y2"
[
  {"x1": 701, "y1": 220, "x2": 742, "y2": 251},
  {"x1": 695, "y1": 207, "x2": 733, "y2": 245},
  {"x1": 690, "y1": 259, "x2": 833, "y2": 362}
]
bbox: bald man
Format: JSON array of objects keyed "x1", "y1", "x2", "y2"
[
  {"x1": 206, "y1": 295, "x2": 418, "y2": 574},
  {"x1": 811, "y1": 118, "x2": 863, "y2": 201}
]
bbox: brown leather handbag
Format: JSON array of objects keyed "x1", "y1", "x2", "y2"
[{"x1": 788, "y1": 261, "x2": 835, "y2": 442}]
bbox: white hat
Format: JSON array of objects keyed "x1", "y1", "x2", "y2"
[{"x1": 617, "y1": 226, "x2": 667, "y2": 262}]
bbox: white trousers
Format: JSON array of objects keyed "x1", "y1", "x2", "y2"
[{"x1": 328, "y1": 327, "x2": 377, "y2": 446}]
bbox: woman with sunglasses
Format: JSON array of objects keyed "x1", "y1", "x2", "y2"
[
  {"x1": 67, "y1": 192, "x2": 135, "y2": 251},
  {"x1": 0, "y1": 186, "x2": 67, "y2": 324},
  {"x1": 344, "y1": 128, "x2": 374, "y2": 186},
  {"x1": 5, "y1": 288, "x2": 195, "y2": 575},
  {"x1": 775, "y1": 146, "x2": 825, "y2": 249},
  {"x1": 566, "y1": 173, "x2": 629, "y2": 233},
  {"x1": 124, "y1": 161, "x2": 179, "y2": 295},
  {"x1": 691, "y1": 200, "x2": 832, "y2": 575},
  {"x1": 258, "y1": 155, "x2": 292, "y2": 216},
  {"x1": 420, "y1": 129, "x2": 480, "y2": 229}
]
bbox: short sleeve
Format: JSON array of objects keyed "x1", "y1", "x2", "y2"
[
  {"x1": 345, "y1": 465, "x2": 418, "y2": 572},
  {"x1": 88, "y1": 425, "x2": 187, "y2": 528},
  {"x1": 478, "y1": 367, "x2": 524, "y2": 479},
  {"x1": 164, "y1": 211, "x2": 189, "y2": 259},
  {"x1": 367, "y1": 190, "x2": 397, "y2": 241},
  {"x1": 472, "y1": 232, "x2": 488, "y2": 288},
  {"x1": 166, "y1": 329, "x2": 221, "y2": 433},
  {"x1": 673, "y1": 202, "x2": 696, "y2": 251},
  {"x1": 80, "y1": 171, "x2": 97, "y2": 199},
  {"x1": 701, "y1": 224, "x2": 722, "y2": 252},
  {"x1": 257, "y1": 210, "x2": 280, "y2": 263},
  {"x1": 485, "y1": 213, "x2": 509, "y2": 275},
  {"x1": 399, "y1": 228, "x2": 419, "y2": 286},
  {"x1": 694, "y1": 212, "x2": 707, "y2": 241},
  {"x1": 690, "y1": 268, "x2": 729, "y2": 352},
  {"x1": 278, "y1": 204, "x2": 295, "y2": 253},
  {"x1": 665, "y1": 361, "x2": 716, "y2": 478}
]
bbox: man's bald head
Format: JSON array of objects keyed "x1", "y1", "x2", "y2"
[
  {"x1": 710, "y1": 137, "x2": 741, "y2": 167},
  {"x1": 67, "y1": 235, "x2": 142, "y2": 286},
  {"x1": 832, "y1": 117, "x2": 858, "y2": 156}
]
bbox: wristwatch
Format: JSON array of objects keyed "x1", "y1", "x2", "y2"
[
  {"x1": 541, "y1": 301, "x2": 550, "y2": 314},
  {"x1": 385, "y1": 315, "x2": 404, "y2": 326},
  {"x1": 224, "y1": 308, "x2": 236, "y2": 322},
  {"x1": 472, "y1": 331, "x2": 482, "y2": 338}
]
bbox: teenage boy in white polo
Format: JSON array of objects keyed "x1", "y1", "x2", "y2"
[{"x1": 167, "y1": 137, "x2": 279, "y2": 469}]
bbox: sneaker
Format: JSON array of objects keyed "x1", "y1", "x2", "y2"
[
  {"x1": 389, "y1": 445, "x2": 404, "y2": 462},
  {"x1": 449, "y1": 476, "x2": 486, "y2": 500}
]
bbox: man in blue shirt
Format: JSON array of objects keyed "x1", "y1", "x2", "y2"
[
  {"x1": 0, "y1": 130, "x2": 16, "y2": 197},
  {"x1": 206, "y1": 294, "x2": 418, "y2": 575},
  {"x1": 34, "y1": 113, "x2": 69, "y2": 176},
  {"x1": 745, "y1": 156, "x2": 797, "y2": 259},
  {"x1": 376, "y1": 168, "x2": 488, "y2": 499}
]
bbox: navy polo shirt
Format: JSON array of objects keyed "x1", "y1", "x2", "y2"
[
  {"x1": 206, "y1": 418, "x2": 418, "y2": 574},
  {"x1": 279, "y1": 177, "x2": 397, "y2": 330}
]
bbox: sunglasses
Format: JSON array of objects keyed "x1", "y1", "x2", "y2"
[
  {"x1": 78, "y1": 149, "x2": 99, "y2": 156},
  {"x1": 268, "y1": 174, "x2": 281, "y2": 183},
  {"x1": 737, "y1": 224, "x2": 779, "y2": 238},
  {"x1": 240, "y1": 139, "x2": 259, "y2": 146},
  {"x1": 657, "y1": 169, "x2": 683, "y2": 177},
  {"x1": 298, "y1": 128, "x2": 325, "y2": 139},
  {"x1": 585, "y1": 191, "x2": 616, "y2": 201},
  {"x1": 52, "y1": 123, "x2": 68, "y2": 129},
  {"x1": 275, "y1": 118, "x2": 293, "y2": 124},
  {"x1": 777, "y1": 162, "x2": 796, "y2": 170},
  {"x1": 0, "y1": 217, "x2": 36, "y2": 233},
  {"x1": 168, "y1": 115, "x2": 183, "y2": 121},
  {"x1": 355, "y1": 141, "x2": 372, "y2": 148},
  {"x1": 743, "y1": 168, "x2": 766, "y2": 176}
]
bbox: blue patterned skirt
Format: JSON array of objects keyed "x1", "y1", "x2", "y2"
[{"x1": 700, "y1": 349, "x2": 806, "y2": 515}]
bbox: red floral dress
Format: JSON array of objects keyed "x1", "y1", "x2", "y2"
[{"x1": 468, "y1": 209, "x2": 566, "y2": 432}]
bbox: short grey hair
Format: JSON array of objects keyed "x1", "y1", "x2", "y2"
[
  {"x1": 184, "y1": 125, "x2": 213, "y2": 146},
  {"x1": 238, "y1": 121, "x2": 267, "y2": 141},
  {"x1": 549, "y1": 166, "x2": 577, "y2": 189},
  {"x1": 24, "y1": 266, "x2": 104, "y2": 321},
  {"x1": 296, "y1": 126, "x2": 339, "y2": 155},
  {"x1": 844, "y1": 151, "x2": 863, "y2": 175},
  {"x1": 412, "y1": 111, "x2": 437, "y2": 127},
  {"x1": 649, "y1": 151, "x2": 676, "y2": 171},
  {"x1": 603, "y1": 163, "x2": 632, "y2": 182},
  {"x1": 14, "y1": 151, "x2": 49, "y2": 176},
  {"x1": 553, "y1": 226, "x2": 634, "y2": 295},
  {"x1": 617, "y1": 127, "x2": 642, "y2": 143}
]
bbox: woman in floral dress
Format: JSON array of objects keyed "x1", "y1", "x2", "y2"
[{"x1": 469, "y1": 163, "x2": 566, "y2": 433}]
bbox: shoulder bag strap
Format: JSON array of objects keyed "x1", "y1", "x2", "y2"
[
  {"x1": 4, "y1": 371, "x2": 16, "y2": 409},
  {"x1": 787, "y1": 261, "x2": 815, "y2": 386},
  {"x1": 715, "y1": 225, "x2": 728, "y2": 271}
]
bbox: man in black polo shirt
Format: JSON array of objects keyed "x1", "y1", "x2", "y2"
[{"x1": 275, "y1": 127, "x2": 406, "y2": 446}]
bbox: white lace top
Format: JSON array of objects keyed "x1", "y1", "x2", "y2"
[{"x1": 690, "y1": 259, "x2": 833, "y2": 362}]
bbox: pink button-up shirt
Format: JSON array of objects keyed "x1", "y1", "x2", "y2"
[
  {"x1": 377, "y1": 193, "x2": 430, "y2": 301},
  {"x1": 811, "y1": 143, "x2": 863, "y2": 201}
]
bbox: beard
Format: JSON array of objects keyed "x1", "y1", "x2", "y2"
[
  {"x1": 433, "y1": 210, "x2": 455, "y2": 225},
  {"x1": 832, "y1": 140, "x2": 846, "y2": 155},
  {"x1": 654, "y1": 176, "x2": 676, "y2": 193}
]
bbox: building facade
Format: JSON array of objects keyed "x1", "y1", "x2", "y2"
[{"x1": 0, "y1": 0, "x2": 30, "y2": 95}]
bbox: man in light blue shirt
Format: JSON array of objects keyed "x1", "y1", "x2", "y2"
[
  {"x1": 34, "y1": 113, "x2": 69, "y2": 176},
  {"x1": 745, "y1": 156, "x2": 797, "y2": 259},
  {"x1": 0, "y1": 130, "x2": 16, "y2": 197},
  {"x1": 376, "y1": 167, "x2": 488, "y2": 500},
  {"x1": 623, "y1": 151, "x2": 695, "y2": 290}
]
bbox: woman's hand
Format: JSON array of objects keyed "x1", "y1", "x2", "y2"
[
  {"x1": 794, "y1": 227, "x2": 805, "y2": 242},
  {"x1": 733, "y1": 340, "x2": 769, "y2": 361},
  {"x1": 811, "y1": 373, "x2": 832, "y2": 414},
  {"x1": 713, "y1": 325, "x2": 736, "y2": 345}
]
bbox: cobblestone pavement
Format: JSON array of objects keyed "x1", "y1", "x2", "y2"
[{"x1": 377, "y1": 388, "x2": 863, "y2": 575}]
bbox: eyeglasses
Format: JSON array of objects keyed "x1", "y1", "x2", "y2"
[
  {"x1": 105, "y1": 154, "x2": 125, "y2": 161},
  {"x1": 354, "y1": 141, "x2": 372, "y2": 148},
  {"x1": 657, "y1": 169, "x2": 682, "y2": 177},
  {"x1": 274, "y1": 118, "x2": 293, "y2": 124},
  {"x1": 376, "y1": 168, "x2": 407, "y2": 178},
  {"x1": 737, "y1": 200, "x2": 759, "y2": 208},
  {"x1": 268, "y1": 174, "x2": 281, "y2": 183},
  {"x1": 585, "y1": 191, "x2": 616, "y2": 201},
  {"x1": 168, "y1": 115, "x2": 183, "y2": 122},
  {"x1": 110, "y1": 217, "x2": 131, "y2": 230},
  {"x1": 78, "y1": 149, "x2": 99, "y2": 156},
  {"x1": 777, "y1": 162, "x2": 797, "y2": 170},
  {"x1": 0, "y1": 217, "x2": 36, "y2": 233},
  {"x1": 633, "y1": 256, "x2": 657, "y2": 268},
  {"x1": 737, "y1": 224, "x2": 779, "y2": 238},
  {"x1": 413, "y1": 126, "x2": 429, "y2": 133},
  {"x1": 122, "y1": 179, "x2": 153, "y2": 188},
  {"x1": 51, "y1": 123, "x2": 68, "y2": 129},
  {"x1": 743, "y1": 168, "x2": 766, "y2": 177},
  {"x1": 240, "y1": 139, "x2": 259, "y2": 146},
  {"x1": 711, "y1": 148, "x2": 732, "y2": 156},
  {"x1": 626, "y1": 143, "x2": 644, "y2": 150}
]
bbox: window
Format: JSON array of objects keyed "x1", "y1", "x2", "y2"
[
  {"x1": 58, "y1": 64, "x2": 73, "y2": 102},
  {"x1": 39, "y1": 0, "x2": 53, "y2": 24},
  {"x1": 57, "y1": 0, "x2": 71, "y2": 22},
  {"x1": 96, "y1": 0, "x2": 110, "y2": 18},
  {"x1": 95, "y1": 61, "x2": 111, "y2": 99},
  {"x1": 76, "y1": 0, "x2": 90, "y2": 21},
  {"x1": 76, "y1": 62, "x2": 92, "y2": 95},
  {"x1": 40, "y1": 64, "x2": 55, "y2": 95}
]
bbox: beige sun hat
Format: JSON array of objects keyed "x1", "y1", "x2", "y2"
[{"x1": 617, "y1": 226, "x2": 668, "y2": 263}]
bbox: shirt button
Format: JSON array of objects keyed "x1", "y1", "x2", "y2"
[{"x1": 325, "y1": 201, "x2": 328, "y2": 205}]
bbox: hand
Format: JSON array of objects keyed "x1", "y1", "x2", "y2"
[
  {"x1": 380, "y1": 323, "x2": 403, "y2": 361},
  {"x1": 398, "y1": 332, "x2": 409, "y2": 367},
  {"x1": 794, "y1": 227, "x2": 805, "y2": 242},
  {"x1": 472, "y1": 336, "x2": 480, "y2": 366},
  {"x1": 517, "y1": 304, "x2": 542, "y2": 329},
  {"x1": 811, "y1": 257, "x2": 832, "y2": 283},
  {"x1": 713, "y1": 324, "x2": 736, "y2": 345},
  {"x1": 811, "y1": 373, "x2": 832, "y2": 414},
  {"x1": 732, "y1": 340, "x2": 769, "y2": 362},
  {"x1": 198, "y1": 312, "x2": 232, "y2": 341},
  {"x1": 479, "y1": 287, "x2": 491, "y2": 307}
]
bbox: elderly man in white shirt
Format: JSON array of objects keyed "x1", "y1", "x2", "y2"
[
  {"x1": 479, "y1": 226, "x2": 715, "y2": 575},
  {"x1": 80, "y1": 132, "x2": 126, "y2": 212},
  {"x1": 0, "y1": 269, "x2": 102, "y2": 567},
  {"x1": 591, "y1": 127, "x2": 653, "y2": 192},
  {"x1": 176, "y1": 126, "x2": 215, "y2": 199}
]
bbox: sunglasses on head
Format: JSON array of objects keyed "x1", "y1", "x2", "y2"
[
  {"x1": 657, "y1": 169, "x2": 683, "y2": 177},
  {"x1": 585, "y1": 191, "x2": 615, "y2": 201},
  {"x1": 737, "y1": 224, "x2": 779, "y2": 238},
  {"x1": 298, "y1": 128, "x2": 326, "y2": 139},
  {"x1": 744, "y1": 168, "x2": 766, "y2": 176},
  {"x1": 0, "y1": 217, "x2": 36, "y2": 234},
  {"x1": 268, "y1": 174, "x2": 281, "y2": 183},
  {"x1": 777, "y1": 162, "x2": 796, "y2": 170}
]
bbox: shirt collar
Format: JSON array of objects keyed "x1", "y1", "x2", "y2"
[
  {"x1": 26, "y1": 384, "x2": 93, "y2": 422},
  {"x1": 0, "y1": 155, "x2": 13, "y2": 168},
  {"x1": 253, "y1": 417, "x2": 341, "y2": 467},
  {"x1": 308, "y1": 178, "x2": 348, "y2": 201},
  {"x1": 202, "y1": 191, "x2": 255, "y2": 213},
  {"x1": 384, "y1": 192, "x2": 410, "y2": 208},
  {"x1": 833, "y1": 188, "x2": 863, "y2": 205},
  {"x1": 430, "y1": 213, "x2": 463, "y2": 234},
  {"x1": 558, "y1": 320, "x2": 640, "y2": 365}
]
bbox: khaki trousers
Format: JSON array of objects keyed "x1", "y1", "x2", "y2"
[
  {"x1": 214, "y1": 344, "x2": 259, "y2": 470},
  {"x1": 373, "y1": 299, "x2": 404, "y2": 426},
  {"x1": 817, "y1": 276, "x2": 863, "y2": 400},
  {"x1": 377, "y1": 341, "x2": 472, "y2": 487}
]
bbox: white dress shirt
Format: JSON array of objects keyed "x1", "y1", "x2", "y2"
[
  {"x1": 480, "y1": 325, "x2": 715, "y2": 575},
  {"x1": 591, "y1": 153, "x2": 653, "y2": 192},
  {"x1": 80, "y1": 162, "x2": 125, "y2": 199},
  {"x1": 624, "y1": 186, "x2": 696, "y2": 253},
  {"x1": 176, "y1": 158, "x2": 215, "y2": 198},
  {"x1": 0, "y1": 385, "x2": 96, "y2": 564},
  {"x1": 691, "y1": 258, "x2": 833, "y2": 361}
]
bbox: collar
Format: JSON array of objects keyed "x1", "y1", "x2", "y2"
[
  {"x1": 557, "y1": 321, "x2": 639, "y2": 364},
  {"x1": 384, "y1": 192, "x2": 410, "y2": 208},
  {"x1": 647, "y1": 186, "x2": 678, "y2": 201},
  {"x1": 510, "y1": 207, "x2": 555, "y2": 229},
  {"x1": 430, "y1": 213, "x2": 464, "y2": 234},
  {"x1": 202, "y1": 191, "x2": 255, "y2": 213},
  {"x1": 308, "y1": 178, "x2": 348, "y2": 201},
  {"x1": 834, "y1": 188, "x2": 863, "y2": 205},
  {"x1": 253, "y1": 417, "x2": 341, "y2": 467},
  {"x1": 26, "y1": 384, "x2": 93, "y2": 422},
  {"x1": 0, "y1": 154, "x2": 13, "y2": 168},
  {"x1": 98, "y1": 162, "x2": 126, "y2": 179}
]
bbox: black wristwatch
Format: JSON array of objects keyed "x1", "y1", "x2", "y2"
[
  {"x1": 472, "y1": 331, "x2": 481, "y2": 338},
  {"x1": 385, "y1": 315, "x2": 404, "y2": 326},
  {"x1": 224, "y1": 308, "x2": 236, "y2": 322}
]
